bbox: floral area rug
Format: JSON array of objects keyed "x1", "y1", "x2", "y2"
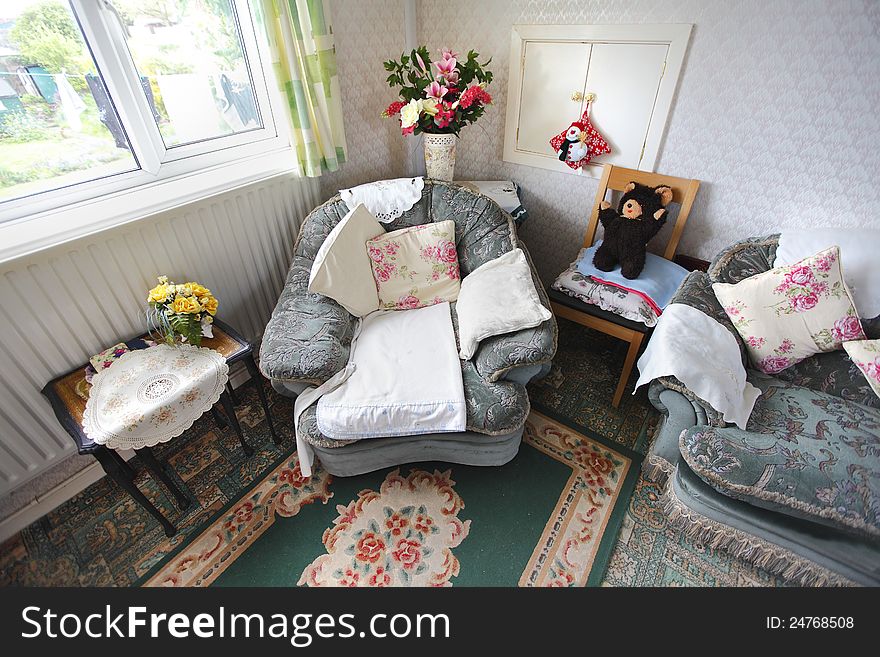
[
  {"x1": 143, "y1": 410, "x2": 639, "y2": 587},
  {"x1": 0, "y1": 320, "x2": 788, "y2": 587}
]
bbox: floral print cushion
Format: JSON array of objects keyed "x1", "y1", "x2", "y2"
[
  {"x1": 843, "y1": 340, "x2": 880, "y2": 402},
  {"x1": 367, "y1": 220, "x2": 461, "y2": 310},
  {"x1": 679, "y1": 373, "x2": 880, "y2": 538},
  {"x1": 713, "y1": 246, "x2": 865, "y2": 375},
  {"x1": 551, "y1": 251, "x2": 659, "y2": 327}
]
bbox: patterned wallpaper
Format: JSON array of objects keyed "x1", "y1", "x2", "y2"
[
  {"x1": 318, "y1": 0, "x2": 409, "y2": 196},
  {"x1": 327, "y1": 0, "x2": 880, "y2": 283}
]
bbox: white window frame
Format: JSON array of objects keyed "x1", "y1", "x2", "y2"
[{"x1": 0, "y1": 0, "x2": 296, "y2": 262}]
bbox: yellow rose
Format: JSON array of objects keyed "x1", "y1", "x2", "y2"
[
  {"x1": 189, "y1": 282, "x2": 211, "y2": 298},
  {"x1": 171, "y1": 295, "x2": 202, "y2": 314},
  {"x1": 147, "y1": 284, "x2": 170, "y2": 303},
  {"x1": 200, "y1": 295, "x2": 218, "y2": 316},
  {"x1": 421, "y1": 98, "x2": 439, "y2": 117}
]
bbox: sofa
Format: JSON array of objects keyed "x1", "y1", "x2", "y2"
[
  {"x1": 646, "y1": 235, "x2": 880, "y2": 586},
  {"x1": 259, "y1": 180, "x2": 557, "y2": 476}
]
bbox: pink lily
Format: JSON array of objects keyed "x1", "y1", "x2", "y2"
[
  {"x1": 442, "y1": 69, "x2": 460, "y2": 85},
  {"x1": 434, "y1": 57, "x2": 457, "y2": 79},
  {"x1": 439, "y1": 47, "x2": 459, "y2": 60},
  {"x1": 426, "y1": 81, "x2": 448, "y2": 100},
  {"x1": 414, "y1": 52, "x2": 431, "y2": 79}
]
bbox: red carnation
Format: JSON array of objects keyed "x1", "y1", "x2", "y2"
[
  {"x1": 382, "y1": 100, "x2": 406, "y2": 117},
  {"x1": 459, "y1": 85, "x2": 492, "y2": 109}
]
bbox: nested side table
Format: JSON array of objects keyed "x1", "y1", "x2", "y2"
[{"x1": 42, "y1": 319, "x2": 280, "y2": 536}]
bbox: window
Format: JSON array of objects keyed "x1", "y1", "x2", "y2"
[
  {"x1": 0, "y1": 0, "x2": 283, "y2": 223},
  {"x1": 0, "y1": 1, "x2": 138, "y2": 202}
]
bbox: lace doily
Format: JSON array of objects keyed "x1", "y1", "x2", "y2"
[
  {"x1": 83, "y1": 344, "x2": 229, "y2": 450},
  {"x1": 340, "y1": 177, "x2": 424, "y2": 223}
]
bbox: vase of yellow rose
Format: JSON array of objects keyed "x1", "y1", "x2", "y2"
[{"x1": 146, "y1": 276, "x2": 219, "y2": 347}]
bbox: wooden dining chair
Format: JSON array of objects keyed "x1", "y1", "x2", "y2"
[{"x1": 548, "y1": 163, "x2": 701, "y2": 407}]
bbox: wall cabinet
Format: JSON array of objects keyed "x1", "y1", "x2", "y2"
[{"x1": 503, "y1": 24, "x2": 692, "y2": 177}]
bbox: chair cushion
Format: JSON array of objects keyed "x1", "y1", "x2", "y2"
[
  {"x1": 679, "y1": 373, "x2": 880, "y2": 539},
  {"x1": 713, "y1": 246, "x2": 865, "y2": 374},
  {"x1": 367, "y1": 220, "x2": 460, "y2": 310},
  {"x1": 548, "y1": 287, "x2": 651, "y2": 335},
  {"x1": 551, "y1": 259, "x2": 659, "y2": 328}
]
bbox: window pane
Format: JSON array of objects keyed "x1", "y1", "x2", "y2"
[
  {"x1": 0, "y1": 1, "x2": 138, "y2": 203},
  {"x1": 111, "y1": 0, "x2": 262, "y2": 147}
]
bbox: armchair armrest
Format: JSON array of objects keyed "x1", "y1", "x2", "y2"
[
  {"x1": 472, "y1": 243, "x2": 558, "y2": 383},
  {"x1": 259, "y1": 255, "x2": 354, "y2": 385}
]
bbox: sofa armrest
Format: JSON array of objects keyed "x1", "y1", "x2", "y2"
[
  {"x1": 669, "y1": 270, "x2": 747, "y2": 367},
  {"x1": 472, "y1": 243, "x2": 558, "y2": 382},
  {"x1": 259, "y1": 255, "x2": 354, "y2": 384},
  {"x1": 641, "y1": 271, "x2": 753, "y2": 427}
]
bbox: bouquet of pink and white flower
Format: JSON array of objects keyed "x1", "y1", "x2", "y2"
[{"x1": 382, "y1": 46, "x2": 493, "y2": 135}]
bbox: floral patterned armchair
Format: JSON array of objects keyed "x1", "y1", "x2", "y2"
[{"x1": 646, "y1": 235, "x2": 880, "y2": 586}]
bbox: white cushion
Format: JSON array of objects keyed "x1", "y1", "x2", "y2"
[
  {"x1": 455, "y1": 248, "x2": 552, "y2": 360},
  {"x1": 308, "y1": 204, "x2": 383, "y2": 317}
]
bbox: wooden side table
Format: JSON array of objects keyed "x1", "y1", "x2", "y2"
[{"x1": 41, "y1": 319, "x2": 280, "y2": 537}]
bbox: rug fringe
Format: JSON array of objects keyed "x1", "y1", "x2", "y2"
[
  {"x1": 642, "y1": 454, "x2": 674, "y2": 484},
  {"x1": 662, "y1": 479, "x2": 857, "y2": 587}
]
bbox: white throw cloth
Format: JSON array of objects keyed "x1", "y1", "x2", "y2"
[
  {"x1": 776, "y1": 228, "x2": 880, "y2": 318},
  {"x1": 83, "y1": 345, "x2": 229, "y2": 450},
  {"x1": 293, "y1": 302, "x2": 466, "y2": 477},
  {"x1": 634, "y1": 303, "x2": 761, "y2": 429},
  {"x1": 340, "y1": 177, "x2": 424, "y2": 222},
  {"x1": 318, "y1": 302, "x2": 466, "y2": 438}
]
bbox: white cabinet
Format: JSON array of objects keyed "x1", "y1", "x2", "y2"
[{"x1": 503, "y1": 24, "x2": 692, "y2": 177}]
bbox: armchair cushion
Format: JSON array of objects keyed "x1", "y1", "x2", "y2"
[
  {"x1": 679, "y1": 374, "x2": 880, "y2": 539},
  {"x1": 456, "y1": 248, "x2": 551, "y2": 360},
  {"x1": 470, "y1": 245, "x2": 557, "y2": 382}
]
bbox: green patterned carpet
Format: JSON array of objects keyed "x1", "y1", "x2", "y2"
[{"x1": 0, "y1": 319, "x2": 785, "y2": 586}]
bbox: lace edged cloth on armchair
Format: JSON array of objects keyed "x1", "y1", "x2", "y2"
[{"x1": 340, "y1": 177, "x2": 424, "y2": 223}]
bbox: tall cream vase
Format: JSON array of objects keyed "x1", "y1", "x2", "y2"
[{"x1": 423, "y1": 133, "x2": 456, "y2": 181}]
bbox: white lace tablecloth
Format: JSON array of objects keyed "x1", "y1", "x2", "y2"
[
  {"x1": 340, "y1": 177, "x2": 424, "y2": 222},
  {"x1": 83, "y1": 344, "x2": 229, "y2": 450}
]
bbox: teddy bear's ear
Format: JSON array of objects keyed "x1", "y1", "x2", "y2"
[
  {"x1": 624, "y1": 182, "x2": 636, "y2": 193},
  {"x1": 655, "y1": 186, "x2": 673, "y2": 207}
]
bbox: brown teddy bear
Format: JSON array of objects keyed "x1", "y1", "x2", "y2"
[{"x1": 592, "y1": 181, "x2": 673, "y2": 279}]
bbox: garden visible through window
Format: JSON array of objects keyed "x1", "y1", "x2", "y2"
[{"x1": 0, "y1": 0, "x2": 138, "y2": 202}]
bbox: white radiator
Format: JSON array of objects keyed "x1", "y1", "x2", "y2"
[{"x1": 0, "y1": 173, "x2": 321, "y2": 499}]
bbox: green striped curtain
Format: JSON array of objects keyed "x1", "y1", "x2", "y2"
[{"x1": 257, "y1": 0, "x2": 347, "y2": 176}]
